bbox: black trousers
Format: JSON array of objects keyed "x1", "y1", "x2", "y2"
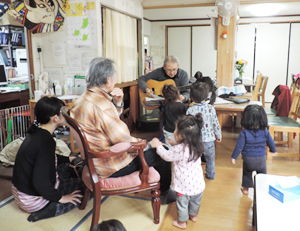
[
  {"x1": 110, "y1": 148, "x2": 171, "y2": 193},
  {"x1": 242, "y1": 155, "x2": 266, "y2": 188}
]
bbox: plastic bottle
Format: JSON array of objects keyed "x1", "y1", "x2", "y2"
[
  {"x1": 55, "y1": 82, "x2": 62, "y2": 96},
  {"x1": 62, "y1": 82, "x2": 66, "y2": 95}
]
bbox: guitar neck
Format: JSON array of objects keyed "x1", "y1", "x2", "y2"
[{"x1": 177, "y1": 84, "x2": 191, "y2": 91}]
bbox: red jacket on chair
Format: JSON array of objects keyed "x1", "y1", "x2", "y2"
[{"x1": 271, "y1": 85, "x2": 292, "y2": 117}]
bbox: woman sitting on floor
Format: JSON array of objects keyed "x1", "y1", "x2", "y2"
[{"x1": 12, "y1": 96, "x2": 84, "y2": 222}]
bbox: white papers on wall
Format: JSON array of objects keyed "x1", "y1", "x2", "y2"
[
  {"x1": 44, "y1": 67, "x2": 63, "y2": 88},
  {"x1": 52, "y1": 41, "x2": 67, "y2": 65},
  {"x1": 67, "y1": 50, "x2": 97, "y2": 73}
]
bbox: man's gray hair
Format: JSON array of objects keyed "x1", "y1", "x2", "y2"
[
  {"x1": 86, "y1": 57, "x2": 116, "y2": 88},
  {"x1": 163, "y1": 55, "x2": 180, "y2": 66}
]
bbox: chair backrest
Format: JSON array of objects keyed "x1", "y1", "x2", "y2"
[
  {"x1": 289, "y1": 88, "x2": 300, "y2": 120},
  {"x1": 61, "y1": 106, "x2": 89, "y2": 160},
  {"x1": 260, "y1": 76, "x2": 268, "y2": 94},
  {"x1": 252, "y1": 73, "x2": 263, "y2": 100}
]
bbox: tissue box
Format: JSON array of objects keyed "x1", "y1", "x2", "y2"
[{"x1": 269, "y1": 184, "x2": 300, "y2": 203}]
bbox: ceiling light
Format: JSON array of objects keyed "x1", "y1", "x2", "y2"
[{"x1": 248, "y1": 3, "x2": 284, "y2": 16}]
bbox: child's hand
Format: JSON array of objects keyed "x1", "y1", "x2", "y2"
[
  {"x1": 271, "y1": 152, "x2": 278, "y2": 156},
  {"x1": 149, "y1": 138, "x2": 163, "y2": 148},
  {"x1": 216, "y1": 138, "x2": 222, "y2": 143},
  {"x1": 231, "y1": 158, "x2": 236, "y2": 164},
  {"x1": 167, "y1": 137, "x2": 176, "y2": 146}
]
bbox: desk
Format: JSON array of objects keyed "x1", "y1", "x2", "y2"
[
  {"x1": 254, "y1": 174, "x2": 300, "y2": 231},
  {"x1": 0, "y1": 89, "x2": 30, "y2": 109},
  {"x1": 214, "y1": 102, "x2": 249, "y2": 128}
]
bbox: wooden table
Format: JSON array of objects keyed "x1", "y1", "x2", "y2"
[{"x1": 214, "y1": 102, "x2": 249, "y2": 128}]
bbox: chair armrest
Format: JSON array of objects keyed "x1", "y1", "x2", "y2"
[{"x1": 87, "y1": 140, "x2": 148, "y2": 159}]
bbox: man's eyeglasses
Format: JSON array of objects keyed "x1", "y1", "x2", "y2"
[{"x1": 165, "y1": 68, "x2": 178, "y2": 73}]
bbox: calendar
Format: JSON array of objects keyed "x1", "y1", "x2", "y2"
[{"x1": 65, "y1": 1, "x2": 97, "y2": 49}]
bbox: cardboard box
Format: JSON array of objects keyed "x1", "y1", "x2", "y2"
[{"x1": 269, "y1": 184, "x2": 300, "y2": 203}]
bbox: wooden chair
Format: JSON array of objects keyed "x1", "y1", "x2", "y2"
[
  {"x1": 61, "y1": 107, "x2": 161, "y2": 231},
  {"x1": 257, "y1": 75, "x2": 268, "y2": 108},
  {"x1": 235, "y1": 73, "x2": 267, "y2": 106},
  {"x1": 265, "y1": 82, "x2": 296, "y2": 117},
  {"x1": 267, "y1": 89, "x2": 300, "y2": 160}
]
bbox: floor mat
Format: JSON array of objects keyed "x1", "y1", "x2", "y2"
[{"x1": 0, "y1": 194, "x2": 168, "y2": 231}]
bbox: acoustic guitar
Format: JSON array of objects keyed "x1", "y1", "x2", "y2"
[{"x1": 139, "y1": 79, "x2": 191, "y2": 110}]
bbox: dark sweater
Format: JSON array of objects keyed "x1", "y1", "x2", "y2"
[
  {"x1": 12, "y1": 128, "x2": 62, "y2": 202},
  {"x1": 137, "y1": 67, "x2": 190, "y2": 102},
  {"x1": 163, "y1": 102, "x2": 187, "y2": 133},
  {"x1": 231, "y1": 129, "x2": 277, "y2": 159}
]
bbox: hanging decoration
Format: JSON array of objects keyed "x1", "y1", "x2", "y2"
[{"x1": 7, "y1": 0, "x2": 67, "y2": 34}]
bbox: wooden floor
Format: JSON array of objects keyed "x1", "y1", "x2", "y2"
[{"x1": 1, "y1": 124, "x2": 300, "y2": 231}]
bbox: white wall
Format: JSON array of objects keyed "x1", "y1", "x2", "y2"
[{"x1": 31, "y1": 0, "x2": 143, "y2": 90}]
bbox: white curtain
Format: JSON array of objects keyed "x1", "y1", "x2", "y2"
[{"x1": 103, "y1": 8, "x2": 137, "y2": 83}]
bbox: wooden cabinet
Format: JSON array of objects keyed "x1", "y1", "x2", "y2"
[{"x1": 0, "y1": 89, "x2": 29, "y2": 109}]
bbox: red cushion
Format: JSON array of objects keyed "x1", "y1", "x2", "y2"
[{"x1": 82, "y1": 166, "x2": 160, "y2": 191}]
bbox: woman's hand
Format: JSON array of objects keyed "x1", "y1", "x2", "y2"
[
  {"x1": 59, "y1": 190, "x2": 83, "y2": 205},
  {"x1": 111, "y1": 88, "x2": 124, "y2": 106},
  {"x1": 231, "y1": 158, "x2": 236, "y2": 164},
  {"x1": 149, "y1": 137, "x2": 163, "y2": 148}
]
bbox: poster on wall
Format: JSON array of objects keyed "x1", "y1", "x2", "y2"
[
  {"x1": 65, "y1": 0, "x2": 97, "y2": 49},
  {"x1": 7, "y1": 0, "x2": 67, "y2": 33}
]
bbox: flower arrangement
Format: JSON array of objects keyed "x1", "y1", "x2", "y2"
[{"x1": 235, "y1": 59, "x2": 248, "y2": 77}]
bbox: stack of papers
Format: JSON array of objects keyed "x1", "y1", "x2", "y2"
[{"x1": 145, "y1": 93, "x2": 164, "y2": 102}]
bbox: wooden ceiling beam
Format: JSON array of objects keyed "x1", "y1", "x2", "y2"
[{"x1": 143, "y1": 0, "x2": 300, "y2": 10}]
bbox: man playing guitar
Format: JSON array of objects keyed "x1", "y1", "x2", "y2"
[{"x1": 138, "y1": 55, "x2": 190, "y2": 103}]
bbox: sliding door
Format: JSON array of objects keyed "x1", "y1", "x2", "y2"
[
  {"x1": 236, "y1": 24, "x2": 256, "y2": 83},
  {"x1": 255, "y1": 23, "x2": 290, "y2": 102},
  {"x1": 168, "y1": 27, "x2": 191, "y2": 77},
  {"x1": 192, "y1": 26, "x2": 217, "y2": 79},
  {"x1": 288, "y1": 23, "x2": 300, "y2": 88}
]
